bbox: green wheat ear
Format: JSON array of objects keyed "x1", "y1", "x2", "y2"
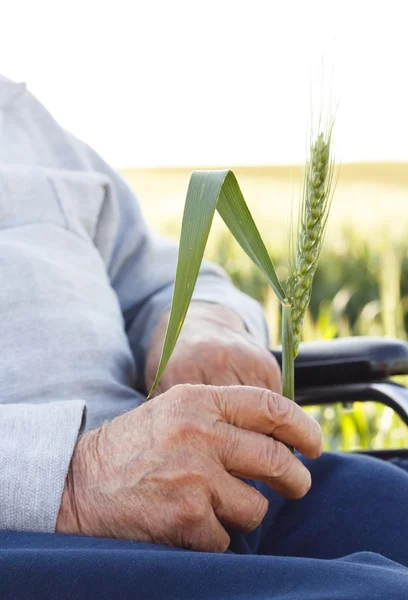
[{"x1": 287, "y1": 126, "x2": 336, "y2": 358}]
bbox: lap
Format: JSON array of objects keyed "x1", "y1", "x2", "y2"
[
  {"x1": 1, "y1": 531, "x2": 408, "y2": 600},
  {"x1": 236, "y1": 452, "x2": 408, "y2": 566},
  {"x1": 2, "y1": 453, "x2": 408, "y2": 599}
]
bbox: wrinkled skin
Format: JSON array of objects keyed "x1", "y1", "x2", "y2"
[
  {"x1": 57, "y1": 303, "x2": 322, "y2": 552},
  {"x1": 145, "y1": 303, "x2": 282, "y2": 395}
]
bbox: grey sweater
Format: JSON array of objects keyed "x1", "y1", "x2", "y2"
[{"x1": 0, "y1": 74, "x2": 268, "y2": 533}]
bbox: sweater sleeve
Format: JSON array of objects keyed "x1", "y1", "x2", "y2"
[
  {"x1": 0, "y1": 76, "x2": 267, "y2": 533},
  {"x1": 0, "y1": 77, "x2": 270, "y2": 392},
  {"x1": 0, "y1": 401, "x2": 85, "y2": 532}
]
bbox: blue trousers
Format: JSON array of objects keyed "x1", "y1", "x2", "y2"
[{"x1": 2, "y1": 453, "x2": 408, "y2": 599}]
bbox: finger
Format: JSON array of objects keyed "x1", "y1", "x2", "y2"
[
  {"x1": 210, "y1": 385, "x2": 323, "y2": 459},
  {"x1": 211, "y1": 473, "x2": 269, "y2": 533},
  {"x1": 179, "y1": 508, "x2": 231, "y2": 553},
  {"x1": 214, "y1": 421, "x2": 312, "y2": 499}
]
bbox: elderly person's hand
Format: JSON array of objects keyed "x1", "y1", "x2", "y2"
[
  {"x1": 57, "y1": 384, "x2": 322, "y2": 552},
  {"x1": 145, "y1": 302, "x2": 282, "y2": 395}
]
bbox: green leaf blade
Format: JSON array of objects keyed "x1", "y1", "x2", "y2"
[
  {"x1": 217, "y1": 171, "x2": 286, "y2": 303},
  {"x1": 148, "y1": 170, "x2": 229, "y2": 395},
  {"x1": 148, "y1": 169, "x2": 285, "y2": 397}
]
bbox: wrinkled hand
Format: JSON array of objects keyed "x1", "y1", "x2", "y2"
[
  {"x1": 57, "y1": 384, "x2": 322, "y2": 551},
  {"x1": 145, "y1": 302, "x2": 282, "y2": 395}
]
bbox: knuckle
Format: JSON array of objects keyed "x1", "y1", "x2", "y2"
[
  {"x1": 216, "y1": 422, "x2": 240, "y2": 464},
  {"x1": 264, "y1": 440, "x2": 292, "y2": 480},
  {"x1": 166, "y1": 385, "x2": 215, "y2": 442},
  {"x1": 161, "y1": 384, "x2": 188, "y2": 421},
  {"x1": 175, "y1": 497, "x2": 208, "y2": 528},
  {"x1": 171, "y1": 414, "x2": 213, "y2": 447},
  {"x1": 173, "y1": 383, "x2": 205, "y2": 404},
  {"x1": 176, "y1": 383, "x2": 223, "y2": 414},
  {"x1": 262, "y1": 390, "x2": 293, "y2": 425},
  {"x1": 208, "y1": 385, "x2": 228, "y2": 412},
  {"x1": 168, "y1": 383, "x2": 187, "y2": 400}
]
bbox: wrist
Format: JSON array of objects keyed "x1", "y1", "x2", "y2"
[
  {"x1": 56, "y1": 446, "x2": 81, "y2": 535},
  {"x1": 56, "y1": 430, "x2": 99, "y2": 536}
]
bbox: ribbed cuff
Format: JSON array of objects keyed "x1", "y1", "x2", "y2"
[{"x1": 0, "y1": 400, "x2": 86, "y2": 532}]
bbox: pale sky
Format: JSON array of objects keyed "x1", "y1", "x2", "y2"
[{"x1": 1, "y1": 0, "x2": 407, "y2": 167}]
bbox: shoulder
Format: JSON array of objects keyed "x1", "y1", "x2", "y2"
[{"x1": 0, "y1": 74, "x2": 27, "y2": 110}]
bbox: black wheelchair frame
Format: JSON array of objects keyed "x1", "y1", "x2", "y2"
[{"x1": 271, "y1": 337, "x2": 408, "y2": 460}]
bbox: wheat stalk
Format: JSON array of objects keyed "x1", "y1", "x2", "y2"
[
  {"x1": 148, "y1": 110, "x2": 337, "y2": 420},
  {"x1": 287, "y1": 126, "x2": 336, "y2": 358}
]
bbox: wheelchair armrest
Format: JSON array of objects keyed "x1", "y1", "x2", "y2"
[{"x1": 271, "y1": 337, "x2": 408, "y2": 389}]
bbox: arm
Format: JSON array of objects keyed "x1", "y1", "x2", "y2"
[
  {"x1": 0, "y1": 77, "x2": 272, "y2": 538},
  {"x1": 71, "y1": 143, "x2": 270, "y2": 391},
  {"x1": 2, "y1": 76, "x2": 270, "y2": 393},
  {"x1": 0, "y1": 80, "x2": 87, "y2": 533}
]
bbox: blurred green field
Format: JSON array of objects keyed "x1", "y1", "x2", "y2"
[
  {"x1": 203, "y1": 226, "x2": 408, "y2": 453},
  {"x1": 122, "y1": 165, "x2": 408, "y2": 453},
  {"x1": 157, "y1": 221, "x2": 408, "y2": 453}
]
